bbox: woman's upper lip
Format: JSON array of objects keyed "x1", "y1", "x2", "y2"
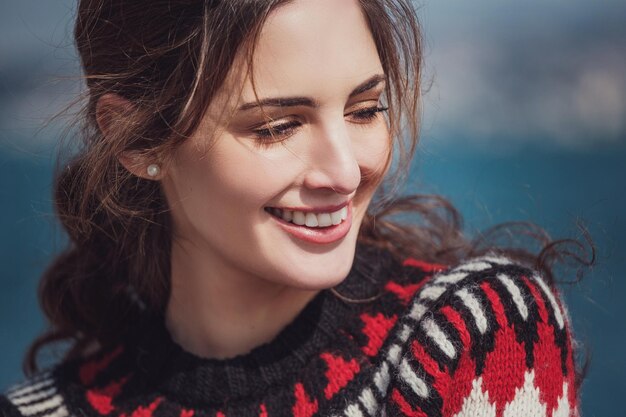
[{"x1": 269, "y1": 200, "x2": 351, "y2": 213}]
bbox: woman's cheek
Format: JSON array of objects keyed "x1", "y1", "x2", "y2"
[
  {"x1": 354, "y1": 129, "x2": 391, "y2": 179},
  {"x1": 209, "y1": 146, "x2": 304, "y2": 203}
]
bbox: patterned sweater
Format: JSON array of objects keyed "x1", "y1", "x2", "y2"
[{"x1": 0, "y1": 247, "x2": 579, "y2": 417}]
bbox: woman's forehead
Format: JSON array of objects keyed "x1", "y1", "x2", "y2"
[{"x1": 239, "y1": 0, "x2": 383, "y2": 106}]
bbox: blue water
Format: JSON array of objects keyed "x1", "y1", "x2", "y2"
[
  {"x1": 1, "y1": 141, "x2": 624, "y2": 415},
  {"x1": 412, "y1": 141, "x2": 626, "y2": 416}
]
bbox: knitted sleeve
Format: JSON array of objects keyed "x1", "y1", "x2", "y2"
[
  {"x1": 0, "y1": 372, "x2": 67, "y2": 417},
  {"x1": 384, "y1": 255, "x2": 579, "y2": 417},
  {"x1": 0, "y1": 394, "x2": 24, "y2": 417}
]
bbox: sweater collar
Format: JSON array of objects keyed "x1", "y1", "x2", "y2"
[{"x1": 125, "y1": 245, "x2": 393, "y2": 407}]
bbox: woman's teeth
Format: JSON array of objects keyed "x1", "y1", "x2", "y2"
[{"x1": 267, "y1": 206, "x2": 348, "y2": 227}]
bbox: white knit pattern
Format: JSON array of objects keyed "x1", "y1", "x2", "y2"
[
  {"x1": 422, "y1": 317, "x2": 456, "y2": 359},
  {"x1": 455, "y1": 287, "x2": 489, "y2": 334},
  {"x1": 6, "y1": 373, "x2": 69, "y2": 417},
  {"x1": 497, "y1": 273, "x2": 529, "y2": 320}
]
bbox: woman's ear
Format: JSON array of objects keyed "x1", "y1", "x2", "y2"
[
  {"x1": 96, "y1": 93, "x2": 165, "y2": 181},
  {"x1": 117, "y1": 151, "x2": 165, "y2": 181}
]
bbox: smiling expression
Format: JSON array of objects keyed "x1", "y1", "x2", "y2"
[{"x1": 162, "y1": 0, "x2": 391, "y2": 290}]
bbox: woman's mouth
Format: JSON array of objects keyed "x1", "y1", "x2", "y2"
[
  {"x1": 264, "y1": 202, "x2": 353, "y2": 244},
  {"x1": 264, "y1": 206, "x2": 348, "y2": 228}
]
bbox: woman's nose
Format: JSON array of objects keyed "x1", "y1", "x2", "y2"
[{"x1": 302, "y1": 123, "x2": 361, "y2": 195}]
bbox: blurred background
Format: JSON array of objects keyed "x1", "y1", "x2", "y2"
[{"x1": 1, "y1": 1, "x2": 624, "y2": 415}]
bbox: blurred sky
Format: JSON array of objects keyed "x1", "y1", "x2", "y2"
[
  {"x1": 1, "y1": 1, "x2": 625, "y2": 416},
  {"x1": 420, "y1": 0, "x2": 626, "y2": 150}
]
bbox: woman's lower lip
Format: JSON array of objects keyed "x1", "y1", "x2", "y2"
[{"x1": 269, "y1": 203, "x2": 353, "y2": 244}]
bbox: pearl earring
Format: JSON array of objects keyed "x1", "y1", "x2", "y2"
[{"x1": 146, "y1": 164, "x2": 160, "y2": 177}]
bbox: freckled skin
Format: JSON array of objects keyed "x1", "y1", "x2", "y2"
[{"x1": 161, "y1": 0, "x2": 390, "y2": 359}]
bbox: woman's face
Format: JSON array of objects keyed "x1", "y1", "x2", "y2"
[{"x1": 162, "y1": 0, "x2": 389, "y2": 290}]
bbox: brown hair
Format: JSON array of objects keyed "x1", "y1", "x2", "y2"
[{"x1": 26, "y1": 0, "x2": 593, "y2": 392}]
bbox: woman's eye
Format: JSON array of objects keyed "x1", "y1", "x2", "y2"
[
  {"x1": 252, "y1": 120, "x2": 301, "y2": 142},
  {"x1": 248, "y1": 106, "x2": 387, "y2": 144},
  {"x1": 348, "y1": 106, "x2": 389, "y2": 123}
]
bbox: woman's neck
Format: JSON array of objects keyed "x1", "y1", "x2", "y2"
[{"x1": 165, "y1": 240, "x2": 320, "y2": 359}]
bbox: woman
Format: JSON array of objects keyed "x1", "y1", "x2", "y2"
[{"x1": 1, "y1": 0, "x2": 583, "y2": 416}]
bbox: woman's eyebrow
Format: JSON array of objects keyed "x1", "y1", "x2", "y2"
[
  {"x1": 237, "y1": 73, "x2": 386, "y2": 112},
  {"x1": 348, "y1": 74, "x2": 385, "y2": 98}
]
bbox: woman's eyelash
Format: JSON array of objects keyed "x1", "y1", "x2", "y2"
[
  {"x1": 349, "y1": 106, "x2": 389, "y2": 121},
  {"x1": 252, "y1": 120, "x2": 301, "y2": 140}
]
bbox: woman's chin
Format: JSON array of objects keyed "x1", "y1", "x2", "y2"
[
  {"x1": 255, "y1": 212, "x2": 364, "y2": 289},
  {"x1": 273, "y1": 243, "x2": 357, "y2": 290}
]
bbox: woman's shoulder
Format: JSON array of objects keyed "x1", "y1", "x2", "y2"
[
  {"x1": 402, "y1": 252, "x2": 571, "y2": 330},
  {"x1": 379, "y1": 253, "x2": 579, "y2": 416},
  {"x1": 1, "y1": 370, "x2": 68, "y2": 417},
  {"x1": 1, "y1": 343, "x2": 126, "y2": 417}
]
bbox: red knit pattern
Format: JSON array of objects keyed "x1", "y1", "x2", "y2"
[
  {"x1": 360, "y1": 312, "x2": 397, "y2": 356},
  {"x1": 479, "y1": 281, "x2": 526, "y2": 416},
  {"x1": 437, "y1": 305, "x2": 472, "y2": 416},
  {"x1": 524, "y1": 276, "x2": 568, "y2": 416},
  {"x1": 412, "y1": 337, "x2": 452, "y2": 399},
  {"x1": 402, "y1": 258, "x2": 447, "y2": 273},
  {"x1": 385, "y1": 281, "x2": 426, "y2": 305},
  {"x1": 119, "y1": 397, "x2": 162, "y2": 417},
  {"x1": 480, "y1": 281, "x2": 508, "y2": 328},
  {"x1": 85, "y1": 375, "x2": 129, "y2": 415},
  {"x1": 440, "y1": 305, "x2": 471, "y2": 348},
  {"x1": 391, "y1": 388, "x2": 428, "y2": 417},
  {"x1": 441, "y1": 347, "x2": 477, "y2": 417},
  {"x1": 319, "y1": 353, "x2": 360, "y2": 399},
  {"x1": 292, "y1": 382, "x2": 318, "y2": 417}
]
